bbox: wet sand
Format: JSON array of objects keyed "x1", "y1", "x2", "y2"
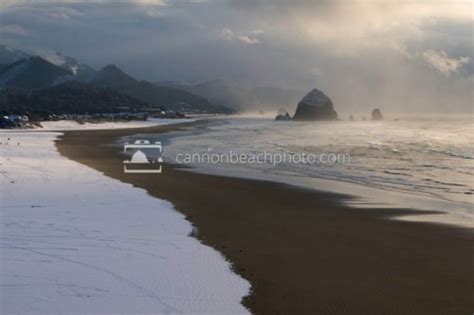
[{"x1": 56, "y1": 121, "x2": 473, "y2": 315}]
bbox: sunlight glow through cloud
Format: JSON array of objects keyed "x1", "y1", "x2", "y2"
[{"x1": 1, "y1": 0, "x2": 472, "y2": 112}]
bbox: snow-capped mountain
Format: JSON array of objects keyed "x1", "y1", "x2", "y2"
[
  {"x1": 42, "y1": 51, "x2": 97, "y2": 82},
  {"x1": 0, "y1": 45, "x2": 232, "y2": 114},
  {"x1": 0, "y1": 45, "x2": 30, "y2": 66},
  {"x1": 0, "y1": 45, "x2": 97, "y2": 82},
  {"x1": 0, "y1": 56, "x2": 73, "y2": 89}
]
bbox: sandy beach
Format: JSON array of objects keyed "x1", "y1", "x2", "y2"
[{"x1": 56, "y1": 121, "x2": 474, "y2": 315}]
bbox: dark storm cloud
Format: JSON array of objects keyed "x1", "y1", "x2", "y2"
[{"x1": 0, "y1": 0, "x2": 472, "y2": 113}]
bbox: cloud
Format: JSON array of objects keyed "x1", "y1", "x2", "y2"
[
  {"x1": 144, "y1": 7, "x2": 166, "y2": 17},
  {"x1": 310, "y1": 66, "x2": 323, "y2": 76},
  {"x1": 133, "y1": 0, "x2": 167, "y2": 4},
  {"x1": 0, "y1": 0, "x2": 167, "y2": 10},
  {"x1": 422, "y1": 49, "x2": 470, "y2": 76},
  {"x1": 220, "y1": 28, "x2": 234, "y2": 40},
  {"x1": 0, "y1": 24, "x2": 29, "y2": 36},
  {"x1": 47, "y1": 7, "x2": 84, "y2": 20},
  {"x1": 236, "y1": 35, "x2": 259, "y2": 45},
  {"x1": 220, "y1": 27, "x2": 262, "y2": 45},
  {"x1": 36, "y1": 49, "x2": 68, "y2": 65},
  {"x1": 0, "y1": 0, "x2": 472, "y2": 112}
]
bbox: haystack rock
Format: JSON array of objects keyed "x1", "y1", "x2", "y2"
[
  {"x1": 292, "y1": 88, "x2": 338, "y2": 121},
  {"x1": 371, "y1": 108, "x2": 383, "y2": 120}
]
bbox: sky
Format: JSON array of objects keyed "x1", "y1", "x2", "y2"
[{"x1": 0, "y1": 0, "x2": 473, "y2": 113}]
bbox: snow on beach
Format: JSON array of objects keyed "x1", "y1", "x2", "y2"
[
  {"x1": 29, "y1": 118, "x2": 193, "y2": 131},
  {"x1": 0, "y1": 124, "x2": 250, "y2": 314}
]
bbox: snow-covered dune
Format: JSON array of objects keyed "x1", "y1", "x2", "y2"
[{"x1": 0, "y1": 130, "x2": 249, "y2": 314}]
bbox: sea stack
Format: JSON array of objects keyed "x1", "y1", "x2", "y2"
[
  {"x1": 292, "y1": 88, "x2": 338, "y2": 121},
  {"x1": 371, "y1": 108, "x2": 383, "y2": 120},
  {"x1": 275, "y1": 112, "x2": 291, "y2": 121}
]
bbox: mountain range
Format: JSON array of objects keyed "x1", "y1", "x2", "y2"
[
  {"x1": 0, "y1": 45, "x2": 304, "y2": 115},
  {"x1": 0, "y1": 57, "x2": 73, "y2": 89},
  {"x1": 42, "y1": 51, "x2": 97, "y2": 82},
  {"x1": 0, "y1": 45, "x2": 233, "y2": 114},
  {"x1": 0, "y1": 46, "x2": 96, "y2": 81},
  {"x1": 158, "y1": 79, "x2": 305, "y2": 113},
  {"x1": 92, "y1": 65, "x2": 231, "y2": 114}
]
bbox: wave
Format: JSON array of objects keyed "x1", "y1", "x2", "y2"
[{"x1": 161, "y1": 117, "x2": 474, "y2": 208}]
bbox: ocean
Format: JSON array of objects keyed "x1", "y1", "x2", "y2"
[{"x1": 157, "y1": 115, "x2": 473, "y2": 227}]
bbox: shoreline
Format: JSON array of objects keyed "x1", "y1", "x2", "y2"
[
  {"x1": 56, "y1": 121, "x2": 474, "y2": 314},
  {"x1": 157, "y1": 117, "x2": 473, "y2": 228}
]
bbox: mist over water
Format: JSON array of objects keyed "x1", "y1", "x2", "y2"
[{"x1": 161, "y1": 115, "x2": 473, "y2": 226}]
